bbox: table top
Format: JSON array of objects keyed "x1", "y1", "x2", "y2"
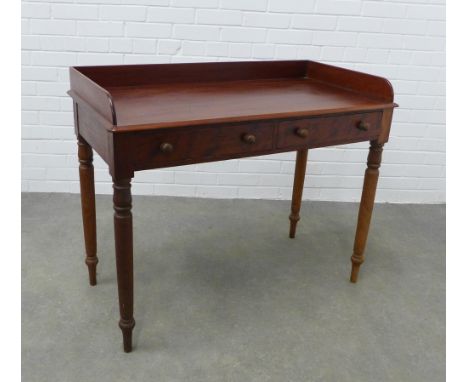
[
  {"x1": 107, "y1": 78, "x2": 389, "y2": 129},
  {"x1": 69, "y1": 60, "x2": 396, "y2": 132}
]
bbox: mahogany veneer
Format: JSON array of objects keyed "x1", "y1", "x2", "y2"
[{"x1": 68, "y1": 60, "x2": 397, "y2": 352}]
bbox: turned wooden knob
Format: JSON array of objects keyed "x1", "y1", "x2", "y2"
[
  {"x1": 242, "y1": 133, "x2": 256, "y2": 144},
  {"x1": 357, "y1": 121, "x2": 370, "y2": 131},
  {"x1": 295, "y1": 127, "x2": 309, "y2": 138},
  {"x1": 160, "y1": 142, "x2": 174, "y2": 153}
]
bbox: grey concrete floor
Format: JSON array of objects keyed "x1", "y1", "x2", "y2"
[{"x1": 22, "y1": 193, "x2": 445, "y2": 382}]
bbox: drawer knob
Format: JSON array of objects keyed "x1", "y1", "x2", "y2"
[
  {"x1": 242, "y1": 133, "x2": 256, "y2": 144},
  {"x1": 160, "y1": 142, "x2": 174, "y2": 153},
  {"x1": 357, "y1": 121, "x2": 370, "y2": 131},
  {"x1": 295, "y1": 127, "x2": 309, "y2": 138}
]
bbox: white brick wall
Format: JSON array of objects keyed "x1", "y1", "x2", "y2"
[{"x1": 21, "y1": 0, "x2": 446, "y2": 203}]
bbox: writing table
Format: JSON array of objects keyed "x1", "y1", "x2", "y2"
[{"x1": 68, "y1": 60, "x2": 397, "y2": 352}]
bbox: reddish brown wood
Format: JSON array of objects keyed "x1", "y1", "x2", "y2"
[
  {"x1": 112, "y1": 121, "x2": 275, "y2": 174},
  {"x1": 75, "y1": 61, "x2": 307, "y2": 88},
  {"x1": 72, "y1": 94, "x2": 113, "y2": 166},
  {"x1": 277, "y1": 111, "x2": 382, "y2": 150},
  {"x1": 70, "y1": 68, "x2": 116, "y2": 124},
  {"x1": 108, "y1": 111, "x2": 383, "y2": 177},
  {"x1": 377, "y1": 108, "x2": 395, "y2": 144},
  {"x1": 68, "y1": 60, "x2": 397, "y2": 180},
  {"x1": 106, "y1": 79, "x2": 391, "y2": 129},
  {"x1": 113, "y1": 178, "x2": 135, "y2": 352},
  {"x1": 289, "y1": 149, "x2": 308, "y2": 238},
  {"x1": 350, "y1": 140, "x2": 384, "y2": 283},
  {"x1": 68, "y1": 60, "x2": 397, "y2": 352},
  {"x1": 77, "y1": 136, "x2": 98, "y2": 286},
  {"x1": 306, "y1": 61, "x2": 395, "y2": 103},
  {"x1": 69, "y1": 60, "x2": 395, "y2": 131}
]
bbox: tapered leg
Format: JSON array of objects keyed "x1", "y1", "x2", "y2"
[
  {"x1": 113, "y1": 178, "x2": 135, "y2": 353},
  {"x1": 350, "y1": 140, "x2": 384, "y2": 283},
  {"x1": 77, "y1": 136, "x2": 98, "y2": 286},
  {"x1": 289, "y1": 149, "x2": 308, "y2": 238}
]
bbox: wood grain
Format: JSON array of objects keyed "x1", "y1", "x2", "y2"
[
  {"x1": 77, "y1": 136, "x2": 98, "y2": 286},
  {"x1": 277, "y1": 111, "x2": 382, "y2": 150},
  {"x1": 350, "y1": 140, "x2": 384, "y2": 283},
  {"x1": 74, "y1": 61, "x2": 308, "y2": 88},
  {"x1": 107, "y1": 78, "x2": 391, "y2": 129},
  {"x1": 307, "y1": 61, "x2": 395, "y2": 102},
  {"x1": 69, "y1": 60, "x2": 396, "y2": 130},
  {"x1": 289, "y1": 149, "x2": 309, "y2": 239},
  {"x1": 113, "y1": 178, "x2": 135, "y2": 352},
  {"x1": 69, "y1": 60, "x2": 398, "y2": 352}
]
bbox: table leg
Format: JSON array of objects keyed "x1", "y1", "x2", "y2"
[
  {"x1": 77, "y1": 136, "x2": 98, "y2": 286},
  {"x1": 113, "y1": 178, "x2": 135, "y2": 352},
  {"x1": 350, "y1": 140, "x2": 384, "y2": 283},
  {"x1": 289, "y1": 149, "x2": 308, "y2": 238}
]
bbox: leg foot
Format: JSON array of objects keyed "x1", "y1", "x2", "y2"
[
  {"x1": 289, "y1": 214, "x2": 300, "y2": 239},
  {"x1": 85, "y1": 257, "x2": 98, "y2": 286},
  {"x1": 349, "y1": 141, "x2": 383, "y2": 283},
  {"x1": 350, "y1": 256, "x2": 364, "y2": 283},
  {"x1": 289, "y1": 149, "x2": 308, "y2": 239},
  {"x1": 119, "y1": 318, "x2": 135, "y2": 353}
]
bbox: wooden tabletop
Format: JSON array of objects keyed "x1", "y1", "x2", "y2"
[
  {"x1": 69, "y1": 60, "x2": 396, "y2": 131},
  {"x1": 107, "y1": 78, "x2": 391, "y2": 129}
]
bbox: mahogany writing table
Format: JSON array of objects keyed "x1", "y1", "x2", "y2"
[{"x1": 68, "y1": 60, "x2": 397, "y2": 352}]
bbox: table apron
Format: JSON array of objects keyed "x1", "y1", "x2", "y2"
[{"x1": 111, "y1": 111, "x2": 383, "y2": 175}]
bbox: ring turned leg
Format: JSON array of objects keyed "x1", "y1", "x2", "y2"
[
  {"x1": 289, "y1": 149, "x2": 308, "y2": 238},
  {"x1": 77, "y1": 136, "x2": 98, "y2": 286},
  {"x1": 350, "y1": 140, "x2": 384, "y2": 283},
  {"x1": 113, "y1": 178, "x2": 135, "y2": 352}
]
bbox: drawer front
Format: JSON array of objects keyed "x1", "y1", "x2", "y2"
[
  {"x1": 121, "y1": 121, "x2": 275, "y2": 171},
  {"x1": 126, "y1": 127, "x2": 216, "y2": 170},
  {"x1": 276, "y1": 112, "x2": 382, "y2": 150}
]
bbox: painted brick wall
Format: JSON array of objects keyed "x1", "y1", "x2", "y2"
[{"x1": 21, "y1": 0, "x2": 446, "y2": 203}]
